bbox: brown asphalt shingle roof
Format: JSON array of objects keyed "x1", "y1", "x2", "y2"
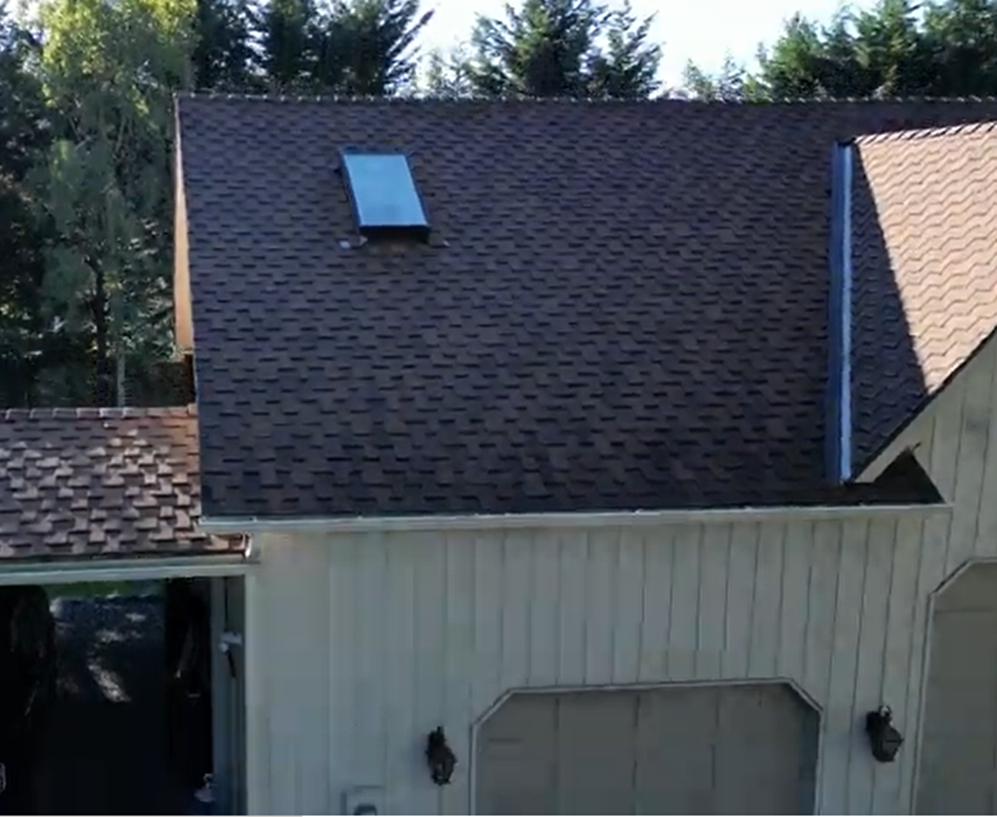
[
  {"x1": 176, "y1": 95, "x2": 997, "y2": 519},
  {"x1": 0, "y1": 407, "x2": 239, "y2": 560},
  {"x1": 851, "y1": 121, "x2": 997, "y2": 466}
]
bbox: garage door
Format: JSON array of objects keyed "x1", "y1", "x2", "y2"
[
  {"x1": 475, "y1": 683, "x2": 819, "y2": 815},
  {"x1": 918, "y1": 563, "x2": 997, "y2": 814}
]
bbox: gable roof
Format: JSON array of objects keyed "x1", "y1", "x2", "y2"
[
  {"x1": 0, "y1": 407, "x2": 239, "y2": 560},
  {"x1": 849, "y1": 121, "x2": 997, "y2": 469},
  {"x1": 176, "y1": 95, "x2": 997, "y2": 520}
]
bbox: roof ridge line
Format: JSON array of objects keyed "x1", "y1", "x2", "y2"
[
  {"x1": 854, "y1": 119, "x2": 997, "y2": 145},
  {"x1": 173, "y1": 90, "x2": 997, "y2": 106},
  {"x1": 1, "y1": 405, "x2": 197, "y2": 421}
]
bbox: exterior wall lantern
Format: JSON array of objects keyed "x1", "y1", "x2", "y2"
[
  {"x1": 866, "y1": 705, "x2": 903, "y2": 762},
  {"x1": 425, "y1": 726, "x2": 456, "y2": 786}
]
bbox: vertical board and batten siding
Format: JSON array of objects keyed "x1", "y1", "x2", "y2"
[
  {"x1": 853, "y1": 337, "x2": 997, "y2": 813},
  {"x1": 249, "y1": 518, "x2": 915, "y2": 815},
  {"x1": 861, "y1": 339, "x2": 997, "y2": 812},
  {"x1": 905, "y1": 339, "x2": 997, "y2": 813},
  {"x1": 243, "y1": 337, "x2": 997, "y2": 816}
]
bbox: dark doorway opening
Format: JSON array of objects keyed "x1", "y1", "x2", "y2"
[{"x1": 0, "y1": 577, "x2": 237, "y2": 815}]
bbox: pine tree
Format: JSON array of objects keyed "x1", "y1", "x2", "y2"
[
  {"x1": 466, "y1": 0, "x2": 661, "y2": 98},
  {"x1": 191, "y1": 0, "x2": 257, "y2": 91},
  {"x1": 32, "y1": 0, "x2": 194, "y2": 405},
  {"x1": 0, "y1": 4, "x2": 54, "y2": 406}
]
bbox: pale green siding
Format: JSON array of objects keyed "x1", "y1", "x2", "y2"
[
  {"x1": 244, "y1": 514, "x2": 927, "y2": 815},
  {"x1": 904, "y1": 338, "x2": 997, "y2": 814}
]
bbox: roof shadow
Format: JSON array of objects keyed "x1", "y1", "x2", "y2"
[{"x1": 846, "y1": 145, "x2": 929, "y2": 475}]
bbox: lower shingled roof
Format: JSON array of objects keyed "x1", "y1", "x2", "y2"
[{"x1": 0, "y1": 407, "x2": 241, "y2": 561}]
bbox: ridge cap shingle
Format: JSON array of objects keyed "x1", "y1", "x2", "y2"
[
  {"x1": 854, "y1": 119, "x2": 997, "y2": 145},
  {"x1": 174, "y1": 90, "x2": 997, "y2": 107},
  {"x1": 1, "y1": 405, "x2": 197, "y2": 422}
]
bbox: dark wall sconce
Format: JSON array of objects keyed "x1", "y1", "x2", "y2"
[
  {"x1": 866, "y1": 705, "x2": 904, "y2": 763},
  {"x1": 425, "y1": 726, "x2": 457, "y2": 786}
]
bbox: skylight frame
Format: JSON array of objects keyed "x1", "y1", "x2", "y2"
[{"x1": 338, "y1": 149, "x2": 431, "y2": 239}]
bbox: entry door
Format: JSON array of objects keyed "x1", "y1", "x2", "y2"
[
  {"x1": 475, "y1": 684, "x2": 819, "y2": 815},
  {"x1": 210, "y1": 577, "x2": 247, "y2": 815}
]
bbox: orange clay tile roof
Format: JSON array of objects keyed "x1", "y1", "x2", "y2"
[
  {"x1": 851, "y1": 121, "x2": 997, "y2": 465},
  {"x1": 0, "y1": 407, "x2": 241, "y2": 560}
]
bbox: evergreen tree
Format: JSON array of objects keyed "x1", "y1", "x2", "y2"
[
  {"x1": 317, "y1": 0, "x2": 433, "y2": 95},
  {"x1": 260, "y1": 0, "x2": 432, "y2": 94},
  {"x1": 586, "y1": 1, "x2": 659, "y2": 99},
  {"x1": 465, "y1": 0, "x2": 660, "y2": 98},
  {"x1": 0, "y1": 4, "x2": 52, "y2": 406},
  {"x1": 468, "y1": 0, "x2": 604, "y2": 97},
  {"x1": 260, "y1": 0, "x2": 317, "y2": 89},
  {"x1": 921, "y1": 0, "x2": 997, "y2": 95},
  {"x1": 686, "y1": 0, "x2": 997, "y2": 101},
  {"x1": 681, "y1": 53, "x2": 752, "y2": 100},
  {"x1": 419, "y1": 44, "x2": 475, "y2": 98},
  {"x1": 191, "y1": 0, "x2": 257, "y2": 91},
  {"x1": 32, "y1": 0, "x2": 194, "y2": 405}
]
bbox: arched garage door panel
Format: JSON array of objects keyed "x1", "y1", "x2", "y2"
[
  {"x1": 476, "y1": 683, "x2": 819, "y2": 815},
  {"x1": 918, "y1": 563, "x2": 997, "y2": 814}
]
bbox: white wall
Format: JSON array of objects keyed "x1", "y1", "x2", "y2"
[
  {"x1": 887, "y1": 338, "x2": 997, "y2": 812},
  {"x1": 245, "y1": 513, "x2": 939, "y2": 815}
]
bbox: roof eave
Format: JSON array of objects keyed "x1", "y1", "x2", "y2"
[
  {"x1": 0, "y1": 549, "x2": 255, "y2": 584},
  {"x1": 855, "y1": 325, "x2": 997, "y2": 483},
  {"x1": 198, "y1": 501, "x2": 951, "y2": 536}
]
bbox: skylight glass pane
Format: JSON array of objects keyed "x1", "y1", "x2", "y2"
[{"x1": 341, "y1": 152, "x2": 429, "y2": 230}]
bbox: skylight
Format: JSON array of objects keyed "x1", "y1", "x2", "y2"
[{"x1": 340, "y1": 151, "x2": 429, "y2": 235}]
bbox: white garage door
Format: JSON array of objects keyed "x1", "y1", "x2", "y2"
[
  {"x1": 918, "y1": 563, "x2": 997, "y2": 814},
  {"x1": 476, "y1": 683, "x2": 819, "y2": 815}
]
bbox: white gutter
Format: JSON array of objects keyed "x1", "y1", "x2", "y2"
[
  {"x1": 839, "y1": 142, "x2": 854, "y2": 482},
  {"x1": 199, "y1": 502, "x2": 950, "y2": 536},
  {"x1": 0, "y1": 553, "x2": 254, "y2": 586}
]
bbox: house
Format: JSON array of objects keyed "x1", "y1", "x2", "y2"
[
  {"x1": 169, "y1": 94, "x2": 997, "y2": 815},
  {"x1": 5, "y1": 94, "x2": 997, "y2": 815},
  {"x1": 0, "y1": 407, "x2": 250, "y2": 812}
]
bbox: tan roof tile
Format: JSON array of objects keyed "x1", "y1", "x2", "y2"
[
  {"x1": 0, "y1": 406, "x2": 240, "y2": 561},
  {"x1": 851, "y1": 121, "x2": 997, "y2": 463}
]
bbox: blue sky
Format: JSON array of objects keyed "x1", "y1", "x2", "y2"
[{"x1": 418, "y1": 0, "x2": 876, "y2": 87}]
